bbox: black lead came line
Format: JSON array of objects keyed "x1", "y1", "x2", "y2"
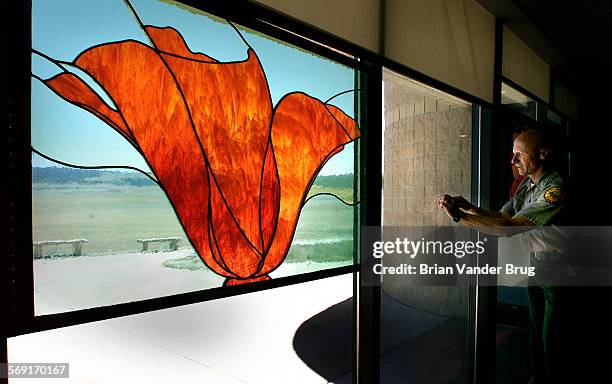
[
  {"x1": 303, "y1": 192, "x2": 362, "y2": 207},
  {"x1": 324, "y1": 88, "x2": 366, "y2": 104},
  {"x1": 226, "y1": 19, "x2": 254, "y2": 51},
  {"x1": 32, "y1": 53, "x2": 210, "y2": 269},
  {"x1": 31, "y1": 49, "x2": 137, "y2": 142},
  {"x1": 31, "y1": 147, "x2": 159, "y2": 185},
  {"x1": 122, "y1": 0, "x2": 267, "y2": 258},
  {"x1": 125, "y1": 0, "x2": 362, "y2": 264},
  {"x1": 37, "y1": 0, "x2": 362, "y2": 277}
]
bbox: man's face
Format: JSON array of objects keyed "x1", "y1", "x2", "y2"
[{"x1": 511, "y1": 134, "x2": 541, "y2": 177}]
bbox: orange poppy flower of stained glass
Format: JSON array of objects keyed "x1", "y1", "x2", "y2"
[{"x1": 40, "y1": 24, "x2": 360, "y2": 286}]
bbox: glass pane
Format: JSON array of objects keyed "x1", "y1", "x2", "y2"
[
  {"x1": 380, "y1": 68, "x2": 473, "y2": 383},
  {"x1": 501, "y1": 82, "x2": 537, "y2": 120},
  {"x1": 9, "y1": 274, "x2": 354, "y2": 383},
  {"x1": 31, "y1": 0, "x2": 362, "y2": 315},
  {"x1": 546, "y1": 109, "x2": 562, "y2": 125}
]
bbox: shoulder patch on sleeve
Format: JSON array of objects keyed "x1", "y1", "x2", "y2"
[{"x1": 544, "y1": 187, "x2": 566, "y2": 205}]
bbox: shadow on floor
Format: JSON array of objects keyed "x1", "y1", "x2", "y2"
[
  {"x1": 293, "y1": 292, "x2": 530, "y2": 384},
  {"x1": 292, "y1": 296, "x2": 353, "y2": 381}
]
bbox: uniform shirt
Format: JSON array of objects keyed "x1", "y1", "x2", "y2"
[
  {"x1": 501, "y1": 171, "x2": 569, "y2": 262},
  {"x1": 500, "y1": 171, "x2": 567, "y2": 226}
]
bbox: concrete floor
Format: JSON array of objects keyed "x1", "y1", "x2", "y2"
[
  {"x1": 9, "y1": 273, "x2": 531, "y2": 384},
  {"x1": 9, "y1": 274, "x2": 354, "y2": 384}
]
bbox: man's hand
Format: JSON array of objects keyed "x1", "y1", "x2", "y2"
[
  {"x1": 437, "y1": 194, "x2": 456, "y2": 220},
  {"x1": 451, "y1": 195, "x2": 476, "y2": 213},
  {"x1": 437, "y1": 193, "x2": 536, "y2": 236},
  {"x1": 437, "y1": 194, "x2": 474, "y2": 222}
]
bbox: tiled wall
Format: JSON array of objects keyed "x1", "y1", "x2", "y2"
[
  {"x1": 383, "y1": 82, "x2": 472, "y2": 226},
  {"x1": 381, "y1": 77, "x2": 473, "y2": 318}
]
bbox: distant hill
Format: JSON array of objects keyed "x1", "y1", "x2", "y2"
[
  {"x1": 32, "y1": 167, "x2": 354, "y2": 188},
  {"x1": 32, "y1": 167, "x2": 156, "y2": 187},
  {"x1": 312, "y1": 174, "x2": 354, "y2": 189}
]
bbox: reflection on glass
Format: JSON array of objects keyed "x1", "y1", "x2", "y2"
[
  {"x1": 501, "y1": 82, "x2": 537, "y2": 119},
  {"x1": 31, "y1": 0, "x2": 360, "y2": 315},
  {"x1": 380, "y1": 68, "x2": 472, "y2": 383}
]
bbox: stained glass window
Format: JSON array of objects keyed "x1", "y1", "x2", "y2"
[{"x1": 31, "y1": 0, "x2": 362, "y2": 315}]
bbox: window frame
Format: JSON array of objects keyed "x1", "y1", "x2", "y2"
[
  {"x1": 8, "y1": 0, "x2": 371, "y2": 337},
  {"x1": 7, "y1": 2, "x2": 502, "y2": 384}
]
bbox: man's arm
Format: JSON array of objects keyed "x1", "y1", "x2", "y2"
[
  {"x1": 457, "y1": 210, "x2": 535, "y2": 236},
  {"x1": 449, "y1": 195, "x2": 506, "y2": 218},
  {"x1": 437, "y1": 194, "x2": 535, "y2": 236}
]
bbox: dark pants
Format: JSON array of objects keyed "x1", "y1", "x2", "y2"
[
  {"x1": 527, "y1": 285, "x2": 570, "y2": 383},
  {"x1": 528, "y1": 252, "x2": 611, "y2": 383},
  {"x1": 528, "y1": 284, "x2": 609, "y2": 383}
]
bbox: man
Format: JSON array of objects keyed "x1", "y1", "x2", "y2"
[
  {"x1": 437, "y1": 129, "x2": 566, "y2": 234},
  {"x1": 509, "y1": 125, "x2": 529, "y2": 198},
  {"x1": 437, "y1": 129, "x2": 571, "y2": 383}
]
